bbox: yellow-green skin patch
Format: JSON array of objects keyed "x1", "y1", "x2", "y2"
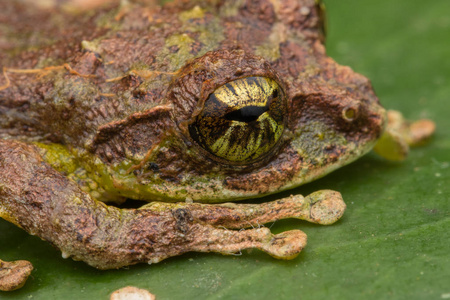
[{"x1": 157, "y1": 6, "x2": 224, "y2": 71}]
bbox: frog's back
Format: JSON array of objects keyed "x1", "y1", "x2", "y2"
[
  {"x1": 0, "y1": 1, "x2": 181, "y2": 145},
  {"x1": 0, "y1": 0, "x2": 326, "y2": 148}
]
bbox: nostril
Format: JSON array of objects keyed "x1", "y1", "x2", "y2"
[{"x1": 342, "y1": 105, "x2": 358, "y2": 122}]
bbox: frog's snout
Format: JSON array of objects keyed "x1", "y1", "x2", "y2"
[{"x1": 366, "y1": 100, "x2": 388, "y2": 141}]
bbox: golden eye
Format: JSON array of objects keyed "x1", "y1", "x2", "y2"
[{"x1": 188, "y1": 76, "x2": 287, "y2": 163}]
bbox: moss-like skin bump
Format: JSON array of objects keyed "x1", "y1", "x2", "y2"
[{"x1": 0, "y1": 0, "x2": 434, "y2": 277}]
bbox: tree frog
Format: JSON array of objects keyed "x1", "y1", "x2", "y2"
[{"x1": 0, "y1": 0, "x2": 434, "y2": 291}]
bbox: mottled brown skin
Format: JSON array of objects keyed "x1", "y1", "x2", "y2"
[{"x1": 0, "y1": 0, "x2": 413, "y2": 285}]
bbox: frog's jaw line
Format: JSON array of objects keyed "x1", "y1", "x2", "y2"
[
  {"x1": 94, "y1": 140, "x2": 376, "y2": 204},
  {"x1": 83, "y1": 134, "x2": 376, "y2": 204},
  {"x1": 281, "y1": 139, "x2": 378, "y2": 195},
  {"x1": 191, "y1": 139, "x2": 378, "y2": 203}
]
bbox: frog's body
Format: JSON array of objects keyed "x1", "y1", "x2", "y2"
[
  {"x1": 0, "y1": 0, "x2": 385, "y2": 203},
  {"x1": 0, "y1": 0, "x2": 434, "y2": 291}
]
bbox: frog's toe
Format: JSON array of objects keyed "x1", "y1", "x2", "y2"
[
  {"x1": 386, "y1": 110, "x2": 436, "y2": 147},
  {"x1": 305, "y1": 190, "x2": 346, "y2": 225},
  {"x1": 261, "y1": 230, "x2": 307, "y2": 260},
  {"x1": 374, "y1": 110, "x2": 436, "y2": 160},
  {"x1": 408, "y1": 119, "x2": 436, "y2": 147},
  {"x1": 0, "y1": 259, "x2": 33, "y2": 291}
]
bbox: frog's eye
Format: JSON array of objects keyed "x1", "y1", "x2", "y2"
[{"x1": 188, "y1": 76, "x2": 287, "y2": 163}]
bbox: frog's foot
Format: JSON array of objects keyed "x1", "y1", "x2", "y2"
[
  {"x1": 0, "y1": 259, "x2": 33, "y2": 291},
  {"x1": 0, "y1": 140, "x2": 342, "y2": 269},
  {"x1": 374, "y1": 110, "x2": 436, "y2": 161}
]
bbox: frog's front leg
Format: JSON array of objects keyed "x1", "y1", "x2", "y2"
[
  {"x1": 151, "y1": 189, "x2": 346, "y2": 229},
  {"x1": 0, "y1": 140, "x2": 345, "y2": 271},
  {"x1": 142, "y1": 189, "x2": 345, "y2": 262}
]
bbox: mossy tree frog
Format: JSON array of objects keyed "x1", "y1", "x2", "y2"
[{"x1": 0, "y1": 0, "x2": 434, "y2": 291}]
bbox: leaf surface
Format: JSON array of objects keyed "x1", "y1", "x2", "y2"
[{"x1": 1, "y1": 0, "x2": 449, "y2": 299}]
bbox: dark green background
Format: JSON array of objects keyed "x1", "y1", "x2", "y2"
[{"x1": 1, "y1": 0, "x2": 449, "y2": 299}]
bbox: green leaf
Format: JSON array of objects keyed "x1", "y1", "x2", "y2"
[{"x1": 1, "y1": 0, "x2": 449, "y2": 299}]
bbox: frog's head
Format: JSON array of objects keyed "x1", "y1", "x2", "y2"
[
  {"x1": 91, "y1": 0, "x2": 386, "y2": 202},
  {"x1": 163, "y1": 49, "x2": 386, "y2": 201}
]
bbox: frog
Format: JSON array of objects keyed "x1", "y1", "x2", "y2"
[{"x1": 0, "y1": 0, "x2": 435, "y2": 291}]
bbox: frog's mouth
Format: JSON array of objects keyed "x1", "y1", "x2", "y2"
[{"x1": 282, "y1": 95, "x2": 387, "y2": 191}]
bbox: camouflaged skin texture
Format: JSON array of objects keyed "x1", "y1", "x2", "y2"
[
  {"x1": 0, "y1": 0, "x2": 385, "y2": 202},
  {"x1": 0, "y1": 0, "x2": 436, "y2": 275}
]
